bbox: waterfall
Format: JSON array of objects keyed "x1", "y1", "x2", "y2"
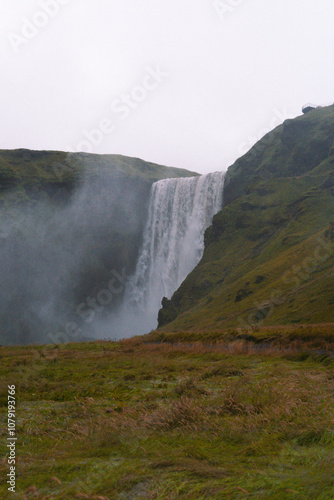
[{"x1": 115, "y1": 171, "x2": 225, "y2": 336}]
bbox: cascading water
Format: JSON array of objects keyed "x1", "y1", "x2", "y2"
[{"x1": 115, "y1": 171, "x2": 225, "y2": 336}]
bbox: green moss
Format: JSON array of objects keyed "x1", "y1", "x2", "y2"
[
  {"x1": 158, "y1": 105, "x2": 334, "y2": 333},
  {"x1": 0, "y1": 149, "x2": 197, "y2": 191}
]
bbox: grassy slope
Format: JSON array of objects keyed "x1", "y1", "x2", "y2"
[
  {"x1": 0, "y1": 149, "x2": 197, "y2": 186},
  {"x1": 157, "y1": 105, "x2": 334, "y2": 334},
  {"x1": 0, "y1": 338, "x2": 333, "y2": 499},
  {"x1": 0, "y1": 149, "x2": 198, "y2": 218}
]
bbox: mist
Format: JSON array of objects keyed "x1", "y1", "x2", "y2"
[
  {"x1": 107, "y1": 171, "x2": 226, "y2": 338},
  {"x1": 0, "y1": 158, "x2": 151, "y2": 346}
]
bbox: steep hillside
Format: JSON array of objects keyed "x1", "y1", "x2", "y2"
[
  {"x1": 0, "y1": 150, "x2": 197, "y2": 345},
  {"x1": 158, "y1": 105, "x2": 334, "y2": 334}
]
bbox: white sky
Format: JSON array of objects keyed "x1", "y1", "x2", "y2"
[{"x1": 1, "y1": 0, "x2": 334, "y2": 174}]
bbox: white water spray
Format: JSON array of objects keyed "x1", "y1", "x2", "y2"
[{"x1": 115, "y1": 171, "x2": 225, "y2": 336}]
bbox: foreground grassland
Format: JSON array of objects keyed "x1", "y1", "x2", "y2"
[{"x1": 1, "y1": 335, "x2": 334, "y2": 499}]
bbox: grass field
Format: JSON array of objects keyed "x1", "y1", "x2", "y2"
[{"x1": 1, "y1": 328, "x2": 334, "y2": 499}]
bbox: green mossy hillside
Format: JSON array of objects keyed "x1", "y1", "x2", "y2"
[
  {"x1": 0, "y1": 149, "x2": 197, "y2": 188},
  {"x1": 158, "y1": 105, "x2": 334, "y2": 333}
]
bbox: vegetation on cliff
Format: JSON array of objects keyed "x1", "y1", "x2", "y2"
[{"x1": 158, "y1": 105, "x2": 334, "y2": 333}]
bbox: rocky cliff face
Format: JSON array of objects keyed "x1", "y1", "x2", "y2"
[{"x1": 158, "y1": 105, "x2": 334, "y2": 332}]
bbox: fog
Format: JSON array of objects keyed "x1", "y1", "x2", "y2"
[{"x1": 0, "y1": 160, "x2": 150, "y2": 345}]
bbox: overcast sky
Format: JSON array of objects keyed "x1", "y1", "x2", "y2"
[{"x1": 1, "y1": 0, "x2": 334, "y2": 175}]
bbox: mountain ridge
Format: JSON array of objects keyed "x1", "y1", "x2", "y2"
[{"x1": 157, "y1": 105, "x2": 334, "y2": 334}]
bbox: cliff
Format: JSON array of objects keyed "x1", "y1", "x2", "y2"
[{"x1": 157, "y1": 105, "x2": 334, "y2": 333}]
